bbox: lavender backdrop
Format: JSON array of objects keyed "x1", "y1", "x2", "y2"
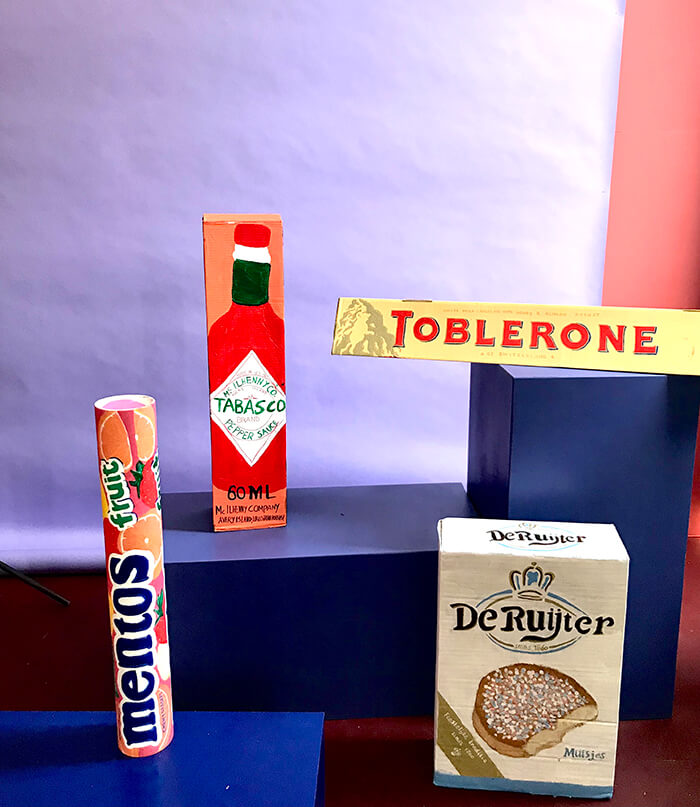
[{"x1": 1, "y1": 1, "x2": 624, "y2": 566}]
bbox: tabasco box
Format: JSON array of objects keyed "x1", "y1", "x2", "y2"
[
  {"x1": 435, "y1": 518, "x2": 628, "y2": 799},
  {"x1": 203, "y1": 215, "x2": 286, "y2": 531}
]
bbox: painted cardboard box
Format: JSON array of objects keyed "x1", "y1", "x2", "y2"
[
  {"x1": 435, "y1": 518, "x2": 628, "y2": 799},
  {"x1": 203, "y1": 215, "x2": 286, "y2": 531},
  {"x1": 332, "y1": 298, "x2": 700, "y2": 375}
]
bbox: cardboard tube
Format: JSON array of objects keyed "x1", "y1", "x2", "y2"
[{"x1": 94, "y1": 394, "x2": 173, "y2": 757}]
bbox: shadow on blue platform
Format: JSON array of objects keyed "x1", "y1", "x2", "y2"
[
  {"x1": 0, "y1": 717, "x2": 118, "y2": 772},
  {"x1": 162, "y1": 492, "x2": 212, "y2": 532}
]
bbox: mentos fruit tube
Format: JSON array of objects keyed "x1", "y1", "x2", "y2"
[{"x1": 94, "y1": 394, "x2": 173, "y2": 757}]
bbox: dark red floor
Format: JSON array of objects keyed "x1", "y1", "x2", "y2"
[{"x1": 1, "y1": 539, "x2": 699, "y2": 806}]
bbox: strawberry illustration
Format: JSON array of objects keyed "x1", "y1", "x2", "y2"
[
  {"x1": 128, "y1": 457, "x2": 160, "y2": 509},
  {"x1": 154, "y1": 588, "x2": 168, "y2": 644},
  {"x1": 140, "y1": 463, "x2": 159, "y2": 508}
]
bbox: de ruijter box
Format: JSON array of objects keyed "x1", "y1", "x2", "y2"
[{"x1": 435, "y1": 517, "x2": 628, "y2": 799}]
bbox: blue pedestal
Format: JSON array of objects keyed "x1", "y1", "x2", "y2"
[
  {"x1": 0, "y1": 711, "x2": 324, "y2": 807},
  {"x1": 162, "y1": 484, "x2": 474, "y2": 719},
  {"x1": 467, "y1": 364, "x2": 700, "y2": 720}
]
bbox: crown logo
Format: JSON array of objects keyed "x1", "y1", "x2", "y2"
[{"x1": 509, "y1": 562, "x2": 554, "y2": 601}]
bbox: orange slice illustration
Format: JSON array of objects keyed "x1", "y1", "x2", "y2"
[
  {"x1": 134, "y1": 411, "x2": 156, "y2": 462},
  {"x1": 119, "y1": 513, "x2": 162, "y2": 576},
  {"x1": 98, "y1": 412, "x2": 132, "y2": 470}
]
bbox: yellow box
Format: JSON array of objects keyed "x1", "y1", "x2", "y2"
[{"x1": 332, "y1": 298, "x2": 700, "y2": 375}]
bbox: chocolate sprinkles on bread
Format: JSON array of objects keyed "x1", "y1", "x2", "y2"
[{"x1": 473, "y1": 663, "x2": 598, "y2": 758}]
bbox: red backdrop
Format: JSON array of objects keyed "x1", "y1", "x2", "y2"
[{"x1": 602, "y1": 0, "x2": 700, "y2": 536}]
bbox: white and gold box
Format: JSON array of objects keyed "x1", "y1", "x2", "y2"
[{"x1": 435, "y1": 518, "x2": 628, "y2": 799}]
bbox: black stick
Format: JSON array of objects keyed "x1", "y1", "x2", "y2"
[{"x1": 0, "y1": 560, "x2": 71, "y2": 606}]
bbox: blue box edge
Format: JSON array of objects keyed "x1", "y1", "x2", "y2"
[{"x1": 433, "y1": 771, "x2": 612, "y2": 799}]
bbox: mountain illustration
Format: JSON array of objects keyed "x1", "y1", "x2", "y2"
[{"x1": 333, "y1": 299, "x2": 400, "y2": 357}]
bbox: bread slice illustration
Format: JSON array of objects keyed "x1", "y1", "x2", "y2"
[{"x1": 472, "y1": 663, "x2": 598, "y2": 758}]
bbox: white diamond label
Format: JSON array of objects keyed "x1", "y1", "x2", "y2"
[{"x1": 210, "y1": 350, "x2": 286, "y2": 466}]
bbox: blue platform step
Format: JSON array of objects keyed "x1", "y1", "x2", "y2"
[
  {"x1": 163, "y1": 483, "x2": 474, "y2": 719},
  {"x1": 0, "y1": 711, "x2": 324, "y2": 807},
  {"x1": 467, "y1": 364, "x2": 700, "y2": 720}
]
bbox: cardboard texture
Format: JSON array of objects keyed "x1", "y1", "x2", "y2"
[
  {"x1": 94, "y1": 395, "x2": 173, "y2": 757},
  {"x1": 435, "y1": 518, "x2": 628, "y2": 799},
  {"x1": 203, "y1": 215, "x2": 287, "y2": 531},
  {"x1": 332, "y1": 298, "x2": 700, "y2": 375}
]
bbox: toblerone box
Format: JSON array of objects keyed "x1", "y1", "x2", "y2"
[
  {"x1": 203, "y1": 215, "x2": 287, "y2": 531},
  {"x1": 435, "y1": 518, "x2": 628, "y2": 799},
  {"x1": 332, "y1": 298, "x2": 700, "y2": 375}
]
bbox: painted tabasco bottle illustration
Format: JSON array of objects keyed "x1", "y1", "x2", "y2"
[{"x1": 203, "y1": 216, "x2": 287, "y2": 531}]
